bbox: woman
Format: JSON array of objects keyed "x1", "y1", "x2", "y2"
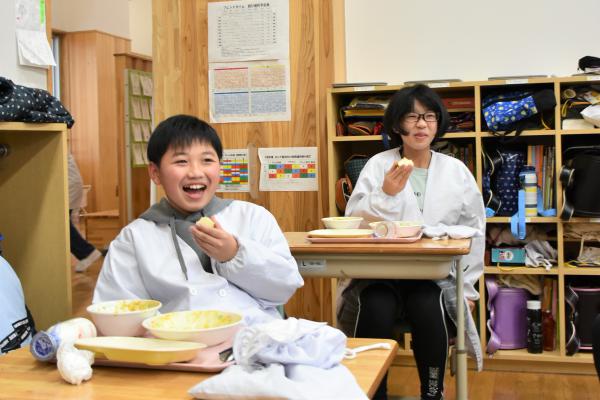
[{"x1": 338, "y1": 84, "x2": 485, "y2": 400}]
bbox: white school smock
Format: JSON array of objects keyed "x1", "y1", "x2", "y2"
[
  {"x1": 345, "y1": 149, "x2": 485, "y2": 301},
  {"x1": 93, "y1": 200, "x2": 304, "y2": 325}
]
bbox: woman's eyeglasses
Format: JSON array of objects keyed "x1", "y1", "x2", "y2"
[{"x1": 404, "y1": 112, "x2": 439, "y2": 123}]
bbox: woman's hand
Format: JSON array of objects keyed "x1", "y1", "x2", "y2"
[
  {"x1": 382, "y1": 162, "x2": 413, "y2": 196},
  {"x1": 190, "y1": 217, "x2": 239, "y2": 263}
]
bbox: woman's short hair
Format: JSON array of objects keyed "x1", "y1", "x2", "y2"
[
  {"x1": 383, "y1": 84, "x2": 449, "y2": 147},
  {"x1": 147, "y1": 114, "x2": 223, "y2": 165}
]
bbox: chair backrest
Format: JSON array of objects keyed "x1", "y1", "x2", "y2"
[{"x1": 80, "y1": 184, "x2": 91, "y2": 212}]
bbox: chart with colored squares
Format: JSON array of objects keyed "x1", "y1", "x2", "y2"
[
  {"x1": 259, "y1": 147, "x2": 318, "y2": 191},
  {"x1": 218, "y1": 149, "x2": 250, "y2": 192},
  {"x1": 268, "y1": 162, "x2": 316, "y2": 180}
]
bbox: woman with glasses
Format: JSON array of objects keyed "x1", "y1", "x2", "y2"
[{"x1": 337, "y1": 84, "x2": 485, "y2": 400}]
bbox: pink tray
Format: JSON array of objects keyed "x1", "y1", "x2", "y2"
[
  {"x1": 93, "y1": 339, "x2": 233, "y2": 373},
  {"x1": 307, "y1": 231, "x2": 422, "y2": 244}
]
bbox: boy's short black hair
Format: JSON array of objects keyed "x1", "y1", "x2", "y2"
[
  {"x1": 147, "y1": 114, "x2": 223, "y2": 165},
  {"x1": 383, "y1": 84, "x2": 449, "y2": 147}
]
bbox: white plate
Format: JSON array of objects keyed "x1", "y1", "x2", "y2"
[
  {"x1": 74, "y1": 336, "x2": 206, "y2": 365},
  {"x1": 307, "y1": 229, "x2": 374, "y2": 238}
]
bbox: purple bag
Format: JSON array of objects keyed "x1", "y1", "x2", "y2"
[{"x1": 486, "y1": 277, "x2": 530, "y2": 354}]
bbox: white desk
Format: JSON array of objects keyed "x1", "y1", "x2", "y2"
[{"x1": 285, "y1": 232, "x2": 472, "y2": 400}]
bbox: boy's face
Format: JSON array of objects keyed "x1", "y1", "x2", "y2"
[{"x1": 148, "y1": 140, "x2": 220, "y2": 214}]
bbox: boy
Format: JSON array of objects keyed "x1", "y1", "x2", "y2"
[{"x1": 93, "y1": 115, "x2": 304, "y2": 324}]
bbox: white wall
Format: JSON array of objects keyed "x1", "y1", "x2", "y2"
[
  {"x1": 0, "y1": 1, "x2": 47, "y2": 89},
  {"x1": 52, "y1": 0, "x2": 130, "y2": 39},
  {"x1": 128, "y1": 0, "x2": 152, "y2": 56},
  {"x1": 345, "y1": 0, "x2": 600, "y2": 84}
]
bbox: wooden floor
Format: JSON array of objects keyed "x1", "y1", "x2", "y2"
[{"x1": 71, "y1": 257, "x2": 600, "y2": 400}]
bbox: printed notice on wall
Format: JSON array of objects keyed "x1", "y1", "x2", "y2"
[
  {"x1": 258, "y1": 147, "x2": 318, "y2": 192},
  {"x1": 218, "y1": 149, "x2": 250, "y2": 193},
  {"x1": 15, "y1": 0, "x2": 56, "y2": 68},
  {"x1": 208, "y1": 0, "x2": 289, "y2": 63},
  {"x1": 209, "y1": 60, "x2": 290, "y2": 123}
]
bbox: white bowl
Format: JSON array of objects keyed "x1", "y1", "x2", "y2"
[
  {"x1": 368, "y1": 221, "x2": 422, "y2": 238},
  {"x1": 142, "y1": 310, "x2": 243, "y2": 346},
  {"x1": 321, "y1": 216, "x2": 363, "y2": 229},
  {"x1": 87, "y1": 299, "x2": 162, "y2": 337}
]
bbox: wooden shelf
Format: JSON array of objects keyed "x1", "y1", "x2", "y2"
[
  {"x1": 480, "y1": 129, "x2": 556, "y2": 137},
  {"x1": 484, "y1": 266, "x2": 558, "y2": 275},
  {"x1": 563, "y1": 267, "x2": 600, "y2": 276},
  {"x1": 487, "y1": 349, "x2": 563, "y2": 362},
  {"x1": 331, "y1": 135, "x2": 384, "y2": 142},
  {"x1": 0, "y1": 122, "x2": 66, "y2": 132},
  {"x1": 561, "y1": 217, "x2": 600, "y2": 224},
  {"x1": 558, "y1": 129, "x2": 600, "y2": 136},
  {"x1": 443, "y1": 132, "x2": 477, "y2": 139},
  {"x1": 487, "y1": 217, "x2": 557, "y2": 223}
]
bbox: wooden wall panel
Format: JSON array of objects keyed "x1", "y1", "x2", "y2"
[
  {"x1": 61, "y1": 32, "x2": 100, "y2": 208},
  {"x1": 60, "y1": 31, "x2": 131, "y2": 213},
  {"x1": 153, "y1": 0, "x2": 337, "y2": 321}
]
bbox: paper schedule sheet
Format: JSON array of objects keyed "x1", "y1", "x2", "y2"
[
  {"x1": 209, "y1": 61, "x2": 290, "y2": 122},
  {"x1": 208, "y1": 0, "x2": 289, "y2": 62},
  {"x1": 259, "y1": 147, "x2": 318, "y2": 192},
  {"x1": 208, "y1": 0, "x2": 291, "y2": 123},
  {"x1": 218, "y1": 149, "x2": 250, "y2": 193}
]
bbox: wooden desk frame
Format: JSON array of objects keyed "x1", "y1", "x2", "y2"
[{"x1": 285, "y1": 232, "x2": 471, "y2": 400}]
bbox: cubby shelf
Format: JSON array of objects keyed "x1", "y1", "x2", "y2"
[
  {"x1": 0, "y1": 122, "x2": 71, "y2": 330},
  {"x1": 326, "y1": 77, "x2": 600, "y2": 373}
]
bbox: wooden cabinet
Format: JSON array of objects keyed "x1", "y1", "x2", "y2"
[
  {"x1": 327, "y1": 77, "x2": 600, "y2": 373},
  {"x1": 60, "y1": 30, "x2": 131, "y2": 215},
  {"x1": 0, "y1": 122, "x2": 71, "y2": 330}
]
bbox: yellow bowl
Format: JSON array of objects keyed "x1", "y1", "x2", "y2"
[{"x1": 143, "y1": 310, "x2": 243, "y2": 346}]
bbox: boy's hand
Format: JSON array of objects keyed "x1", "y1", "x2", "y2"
[
  {"x1": 382, "y1": 162, "x2": 413, "y2": 196},
  {"x1": 190, "y1": 217, "x2": 239, "y2": 263}
]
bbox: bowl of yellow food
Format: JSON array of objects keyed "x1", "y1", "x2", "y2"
[
  {"x1": 142, "y1": 310, "x2": 243, "y2": 346},
  {"x1": 87, "y1": 299, "x2": 162, "y2": 337},
  {"x1": 321, "y1": 216, "x2": 363, "y2": 229}
]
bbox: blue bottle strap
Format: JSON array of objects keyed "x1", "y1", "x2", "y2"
[{"x1": 510, "y1": 189, "x2": 527, "y2": 240}]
